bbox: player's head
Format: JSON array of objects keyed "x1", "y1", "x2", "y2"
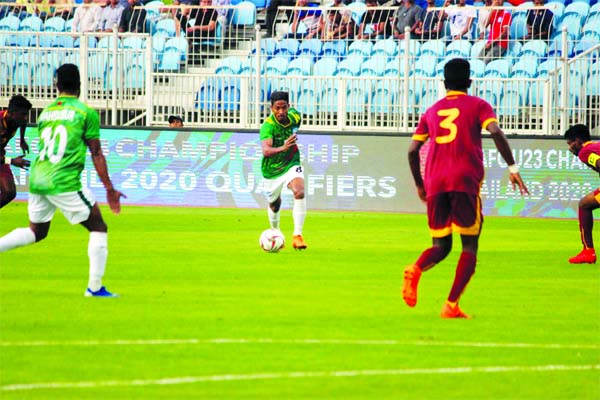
[
  {"x1": 270, "y1": 91, "x2": 290, "y2": 124},
  {"x1": 168, "y1": 115, "x2": 183, "y2": 128},
  {"x1": 6, "y1": 95, "x2": 32, "y2": 129},
  {"x1": 444, "y1": 58, "x2": 471, "y2": 92},
  {"x1": 564, "y1": 124, "x2": 591, "y2": 156},
  {"x1": 55, "y1": 63, "x2": 81, "y2": 96}
]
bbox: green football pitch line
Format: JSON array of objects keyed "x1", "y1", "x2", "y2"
[{"x1": 0, "y1": 203, "x2": 598, "y2": 399}]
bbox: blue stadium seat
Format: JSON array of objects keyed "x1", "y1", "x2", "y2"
[
  {"x1": 348, "y1": 40, "x2": 373, "y2": 58},
  {"x1": 322, "y1": 40, "x2": 346, "y2": 60},
  {"x1": 220, "y1": 85, "x2": 240, "y2": 111},
  {"x1": 154, "y1": 18, "x2": 178, "y2": 37},
  {"x1": 297, "y1": 82, "x2": 318, "y2": 116},
  {"x1": 470, "y1": 40, "x2": 486, "y2": 59},
  {"x1": 512, "y1": 56, "x2": 539, "y2": 77},
  {"x1": 313, "y1": 57, "x2": 338, "y2": 76},
  {"x1": 574, "y1": 31, "x2": 600, "y2": 54},
  {"x1": 319, "y1": 86, "x2": 338, "y2": 113},
  {"x1": 32, "y1": 61, "x2": 55, "y2": 87},
  {"x1": 65, "y1": 17, "x2": 74, "y2": 32},
  {"x1": 287, "y1": 57, "x2": 312, "y2": 75},
  {"x1": 274, "y1": 38, "x2": 300, "y2": 61},
  {"x1": 196, "y1": 78, "x2": 220, "y2": 110},
  {"x1": 510, "y1": 13, "x2": 528, "y2": 40},
  {"x1": 265, "y1": 56, "x2": 289, "y2": 75},
  {"x1": 547, "y1": 34, "x2": 575, "y2": 57},
  {"x1": 582, "y1": 14, "x2": 600, "y2": 34},
  {"x1": 124, "y1": 64, "x2": 145, "y2": 89},
  {"x1": 445, "y1": 40, "x2": 471, "y2": 58},
  {"x1": 360, "y1": 56, "x2": 387, "y2": 77},
  {"x1": 0, "y1": 15, "x2": 20, "y2": 31},
  {"x1": 370, "y1": 85, "x2": 393, "y2": 115},
  {"x1": 252, "y1": 38, "x2": 278, "y2": 59},
  {"x1": 73, "y1": 35, "x2": 95, "y2": 48},
  {"x1": 555, "y1": 13, "x2": 584, "y2": 39},
  {"x1": 13, "y1": 55, "x2": 32, "y2": 86},
  {"x1": 158, "y1": 49, "x2": 182, "y2": 71},
  {"x1": 485, "y1": 59, "x2": 511, "y2": 78},
  {"x1": 19, "y1": 16, "x2": 43, "y2": 32},
  {"x1": 122, "y1": 36, "x2": 146, "y2": 50},
  {"x1": 346, "y1": 87, "x2": 367, "y2": 113},
  {"x1": 589, "y1": 70, "x2": 600, "y2": 95},
  {"x1": 469, "y1": 58, "x2": 486, "y2": 77},
  {"x1": 44, "y1": 16, "x2": 66, "y2": 32},
  {"x1": 164, "y1": 37, "x2": 188, "y2": 62},
  {"x1": 519, "y1": 39, "x2": 548, "y2": 58},
  {"x1": 298, "y1": 39, "x2": 323, "y2": 62},
  {"x1": 499, "y1": 89, "x2": 523, "y2": 116},
  {"x1": 336, "y1": 57, "x2": 361, "y2": 76},
  {"x1": 419, "y1": 39, "x2": 445, "y2": 60},
  {"x1": 232, "y1": 1, "x2": 257, "y2": 25},
  {"x1": 216, "y1": 56, "x2": 243, "y2": 74},
  {"x1": 88, "y1": 53, "x2": 107, "y2": 80},
  {"x1": 347, "y1": 1, "x2": 367, "y2": 25},
  {"x1": 371, "y1": 39, "x2": 398, "y2": 60},
  {"x1": 399, "y1": 39, "x2": 421, "y2": 57},
  {"x1": 0, "y1": 58, "x2": 10, "y2": 86},
  {"x1": 564, "y1": 2, "x2": 590, "y2": 18},
  {"x1": 97, "y1": 36, "x2": 121, "y2": 49}
]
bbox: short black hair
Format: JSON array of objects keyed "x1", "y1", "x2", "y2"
[
  {"x1": 444, "y1": 58, "x2": 471, "y2": 91},
  {"x1": 8, "y1": 95, "x2": 32, "y2": 112},
  {"x1": 168, "y1": 115, "x2": 183, "y2": 124},
  {"x1": 564, "y1": 124, "x2": 591, "y2": 142},
  {"x1": 270, "y1": 91, "x2": 289, "y2": 104},
  {"x1": 55, "y1": 63, "x2": 81, "y2": 94}
]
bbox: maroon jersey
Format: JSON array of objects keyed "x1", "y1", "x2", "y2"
[
  {"x1": 578, "y1": 141, "x2": 600, "y2": 174},
  {"x1": 413, "y1": 91, "x2": 497, "y2": 197},
  {"x1": 0, "y1": 110, "x2": 17, "y2": 152}
]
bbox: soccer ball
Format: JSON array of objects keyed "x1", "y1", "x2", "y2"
[{"x1": 259, "y1": 229, "x2": 285, "y2": 253}]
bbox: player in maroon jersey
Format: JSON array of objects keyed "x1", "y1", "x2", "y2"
[
  {"x1": 0, "y1": 95, "x2": 32, "y2": 209},
  {"x1": 405, "y1": 58, "x2": 529, "y2": 318},
  {"x1": 564, "y1": 124, "x2": 599, "y2": 264}
]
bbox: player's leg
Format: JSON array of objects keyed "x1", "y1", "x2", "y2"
[
  {"x1": 403, "y1": 193, "x2": 452, "y2": 307},
  {"x1": 265, "y1": 175, "x2": 284, "y2": 229},
  {"x1": 441, "y1": 193, "x2": 482, "y2": 319},
  {"x1": 288, "y1": 172, "x2": 307, "y2": 250},
  {"x1": 0, "y1": 193, "x2": 54, "y2": 252},
  {"x1": 0, "y1": 164, "x2": 17, "y2": 208},
  {"x1": 268, "y1": 197, "x2": 282, "y2": 229},
  {"x1": 569, "y1": 189, "x2": 599, "y2": 264}
]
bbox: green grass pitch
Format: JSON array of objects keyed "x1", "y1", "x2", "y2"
[{"x1": 0, "y1": 203, "x2": 599, "y2": 399}]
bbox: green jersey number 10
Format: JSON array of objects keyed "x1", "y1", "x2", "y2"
[{"x1": 39, "y1": 125, "x2": 68, "y2": 164}]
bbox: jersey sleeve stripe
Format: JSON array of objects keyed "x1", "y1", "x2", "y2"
[
  {"x1": 481, "y1": 117, "x2": 497, "y2": 130},
  {"x1": 412, "y1": 133, "x2": 429, "y2": 142}
]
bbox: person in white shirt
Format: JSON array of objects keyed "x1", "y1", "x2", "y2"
[
  {"x1": 72, "y1": 0, "x2": 102, "y2": 33},
  {"x1": 98, "y1": 0, "x2": 124, "y2": 32},
  {"x1": 440, "y1": 0, "x2": 475, "y2": 40}
]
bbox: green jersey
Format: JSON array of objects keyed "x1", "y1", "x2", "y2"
[
  {"x1": 259, "y1": 107, "x2": 302, "y2": 179},
  {"x1": 30, "y1": 95, "x2": 100, "y2": 195}
]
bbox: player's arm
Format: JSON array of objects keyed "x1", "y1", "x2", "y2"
[
  {"x1": 486, "y1": 121, "x2": 529, "y2": 195},
  {"x1": 261, "y1": 135, "x2": 297, "y2": 158},
  {"x1": 408, "y1": 139, "x2": 426, "y2": 202},
  {"x1": 19, "y1": 124, "x2": 29, "y2": 154},
  {"x1": 87, "y1": 138, "x2": 126, "y2": 214}
]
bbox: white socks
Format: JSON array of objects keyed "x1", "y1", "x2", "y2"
[
  {"x1": 0, "y1": 228, "x2": 36, "y2": 252},
  {"x1": 88, "y1": 231, "x2": 108, "y2": 292},
  {"x1": 293, "y1": 198, "x2": 307, "y2": 236},
  {"x1": 268, "y1": 206, "x2": 280, "y2": 229}
]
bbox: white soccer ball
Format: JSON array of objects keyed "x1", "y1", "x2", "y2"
[{"x1": 259, "y1": 229, "x2": 285, "y2": 253}]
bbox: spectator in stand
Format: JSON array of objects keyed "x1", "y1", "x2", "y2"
[
  {"x1": 320, "y1": 0, "x2": 344, "y2": 40},
  {"x1": 414, "y1": 0, "x2": 442, "y2": 40},
  {"x1": 393, "y1": 0, "x2": 423, "y2": 40},
  {"x1": 32, "y1": 0, "x2": 53, "y2": 20},
  {"x1": 186, "y1": 0, "x2": 218, "y2": 40},
  {"x1": 525, "y1": 0, "x2": 553, "y2": 41},
  {"x1": 118, "y1": 0, "x2": 147, "y2": 32},
  {"x1": 287, "y1": 0, "x2": 321, "y2": 39},
  {"x1": 265, "y1": 0, "x2": 296, "y2": 37},
  {"x1": 72, "y1": 0, "x2": 102, "y2": 33},
  {"x1": 479, "y1": 0, "x2": 511, "y2": 63},
  {"x1": 476, "y1": 0, "x2": 492, "y2": 39},
  {"x1": 168, "y1": 115, "x2": 184, "y2": 127},
  {"x1": 439, "y1": 0, "x2": 475, "y2": 41},
  {"x1": 356, "y1": 0, "x2": 393, "y2": 40},
  {"x1": 98, "y1": 0, "x2": 124, "y2": 31},
  {"x1": 212, "y1": 0, "x2": 230, "y2": 34},
  {"x1": 51, "y1": 0, "x2": 74, "y2": 19},
  {"x1": 160, "y1": 0, "x2": 195, "y2": 37}
]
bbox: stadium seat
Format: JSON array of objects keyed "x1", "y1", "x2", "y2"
[
  {"x1": 158, "y1": 48, "x2": 182, "y2": 71},
  {"x1": 216, "y1": 56, "x2": 243, "y2": 75},
  {"x1": 564, "y1": 2, "x2": 590, "y2": 19},
  {"x1": 19, "y1": 16, "x2": 43, "y2": 32},
  {"x1": 196, "y1": 78, "x2": 220, "y2": 110},
  {"x1": 414, "y1": 54, "x2": 437, "y2": 77},
  {"x1": 370, "y1": 83, "x2": 395, "y2": 114},
  {"x1": 251, "y1": 38, "x2": 278, "y2": 60},
  {"x1": 287, "y1": 57, "x2": 312, "y2": 76},
  {"x1": 419, "y1": 39, "x2": 445, "y2": 60},
  {"x1": 348, "y1": 40, "x2": 373, "y2": 58},
  {"x1": 336, "y1": 57, "x2": 361, "y2": 76},
  {"x1": 154, "y1": 18, "x2": 178, "y2": 37},
  {"x1": 297, "y1": 83, "x2": 318, "y2": 116},
  {"x1": 0, "y1": 58, "x2": 10, "y2": 86},
  {"x1": 347, "y1": 1, "x2": 367, "y2": 25},
  {"x1": 510, "y1": 13, "x2": 528, "y2": 40},
  {"x1": 124, "y1": 63, "x2": 145, "y2": 89},
  {"x1": 73, "y1": 35, "x2": 95, "y2": 48},
  {"x1": 13, "y1": 55, "x2": 32, "y2": 86},
  {"x1": 220, "y1": 85, "x2": 240, "y2": 111},
  {"x1": 512, "y1": 56, "x2": 539, "y2": 77},
  {"x1": 122, "y1": 36, "x2": 146, "y2": 50},
  {"x1": 469, "y1": 58, "x2": 486, "y2": 77},
  {"x1": 319, "y1": 86, "x2": 338, "y2": 113},
  {"x1": 298, "y1": 39, "x2": 323, "y2": 62},
  {"x1": 589, "y1": 70, "x2": 600, "y2": 95},
  {"x1": 547, "y1": 34, "x2": 575, "y2": 57},
  {"x1": 313, "y1": 57, "x2": 338, "y2": 76},
  {"x1": 371, "y1": 39, "x2": 398, "y2": 60},
  {"x1": 485, "y1": 58, "x2": 511, "y2": 77},
  {"x1": 97, "y1": 36, "x2": 121, "y2": 49},
  {"x1": 265, "y1": 56, "x2": 289, "y2": 75},
  {"x1": 32, "y1": 61, "x2": 55, "y2": 87},
  {"x1": 322, "y1": 40, "x2": 346, "y2": 60},
  {"x1": 470, "y1": 40, "x2": 486, "y2": 59},
  {"x1": 574, "y1": 31, "x2": 600, "y2": 55},
  {"x1": 0, "y1": 15, "x2": 20, "y2": 31},
  {"x1": 499, "y1": 89, "x2": 522, "y2": 116},
  {"x1": 555, "y1": 13, "x2": 584, "y2": 39},
  {"x1": 232, "y1": 1, "x2": 257, "y2": 25},
  {"x1": 582, "y1": 15, "x2": 600, "y2": 35},
  {"x1": 384, "y1": 59, "x2": 402, "y2": 76},
  {"x1": 360, "y1": 55, "x2": 387, "y2": 77},
  {"x1": 274, "y1": 38, "x2": 300, "y2": 61},
  {"x1": 346, "y1": 87, "x2": 367, "y2": 113},
  {"x1": 44, "y1": 16, "x2": 66, "y2": 32},
  {"x1": 398, "y1": 40, "x2": 421, "y2": 58},
  {"x1": 519, "y1": 39, "x2": 548, "y2": 58},
  {"x1": 445, "y1": 40, "x2": 471, "y2": 58},
  {"x1": 164, "y1": 37, "x2": 188, "y2": 62}
]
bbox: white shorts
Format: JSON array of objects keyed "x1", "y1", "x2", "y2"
[
  {"x1": 263, "y1": 165, "x2": 304, "y2": 204},
  {"x1": 28, "y1": 188, "x2": 96, "y2": 225}
]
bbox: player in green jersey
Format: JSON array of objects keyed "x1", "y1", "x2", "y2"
[
  {"x1": 0, "y1": 64, "x2": 125, "y2": 297},
  {"x1": 260, "y1": 91, "x2": 307, "y2": 250}
]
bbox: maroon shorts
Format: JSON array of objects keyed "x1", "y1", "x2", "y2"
[
  {"x1": 0, "y1": 163, "x2": 13, "y2": 181},
  {"x1": 427, "y1": 192, "x2": 483, "y2": 238}
]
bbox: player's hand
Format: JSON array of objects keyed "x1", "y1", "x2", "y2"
[
  {"x1": 417, "y1": 186, "x2": 427, "y2": 203},
  {"x1": 20, "y1": 141, "x2": 29, "y2": 154},
  {"x1": 107, "y1": 188, "x2": 127, "y2": 215},
  {"x1": 284, "y1": 134, "x2": 298, "y2": 149},
  {"x1": 509, "y1": 172, "x2": 529, "y2": 196},
  {"x1": 12, "y1": 155, "x2": 30, "y2": 170}
]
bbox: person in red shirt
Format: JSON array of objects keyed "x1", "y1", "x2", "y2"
[
  {"x1": 564, "y1": 124, "x2": 600, "y2": 264},
  {"x1": 405, "y1": 58, "x2": 528, "y2": 318},
  {"x1": 0, "y1": 95, "x2": 32, "y2": 209},
  {"x1": 479, "y1": 0, "x2": 511, "y2": 63}
]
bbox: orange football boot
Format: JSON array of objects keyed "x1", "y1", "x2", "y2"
[
  {"x1": 440, "y1": 302, "x2": 471, "y2": 319},
  {"x1": 292, "y1": 235, "x2": 307, "y2": 250},
  {"x1": 402, "y1": 264, "x2": 422, "y2": 307}
]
